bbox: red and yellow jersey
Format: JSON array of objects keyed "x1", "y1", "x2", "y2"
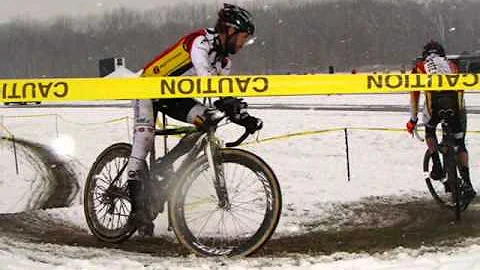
[
  {"x1": 142, "y1": 28, "x2": 231, "y2": 78},
  {"x1": 142, "y1": 29, "x2": 206, "y2": 77}
]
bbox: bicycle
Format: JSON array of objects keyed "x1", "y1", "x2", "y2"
[
  {"x1": 414, "y1": 109, "x2": 472, "y2": 221},
  {"x1": 83, "y1": 111, "x2": 282, "y2": 256}
]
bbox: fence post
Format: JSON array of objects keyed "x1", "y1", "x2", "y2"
[
  {"x1": 344, "y1": 128, "x2": 351, "y2": 181},
  {"x1": 126, "y1": 117, "x2": 131, "y2": 143},
  {"x1": 55, "y1": 114, "x2": 59, "y2": 138},
  {"x1": 162, "y1": 113, "x2": 168, "y2": 156},
  {"x1": 12, "y1": 135, "x2": 19, "y2": 175},
  {"x1": 0, "y1": 115, "x2": 4, "y2": 152}
]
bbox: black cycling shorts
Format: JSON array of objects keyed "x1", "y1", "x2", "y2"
[
  {"x1": 425, "y1": 92, "x2": 467, "y2": 148},
  {"x1": 152, "y1": 98, "x2": 198, "y2": 123}
]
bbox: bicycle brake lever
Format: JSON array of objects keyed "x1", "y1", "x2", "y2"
[{"x1": 226, "y1": 129, "x2": 250, "y2": 147}]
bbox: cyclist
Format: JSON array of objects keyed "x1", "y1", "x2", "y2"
[
  {"x1": 126, "y1": 3, "x2": 263, "y2": 236},
  {"x1": 406, "y1": 40, "x2": 476, "y2": 200}
]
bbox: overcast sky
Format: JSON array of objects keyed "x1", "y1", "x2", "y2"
[
  {"x1": 0, "y1": 0, "x2": 466, "y2": 23},
  {"x1": 0, "y1": 0, "x2": 241, "y2": 22}
]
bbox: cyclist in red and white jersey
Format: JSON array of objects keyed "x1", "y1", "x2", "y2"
[
  {"x1": 127, "y1": 3, "x2": 262, "y2": 236},
  {"x1": 406, "y1": 40, "x2": 476, "y2": 199}
]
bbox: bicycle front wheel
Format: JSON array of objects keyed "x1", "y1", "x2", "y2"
[{"x1": 169, "y1": 148, "x2": 282, "y2": 257}]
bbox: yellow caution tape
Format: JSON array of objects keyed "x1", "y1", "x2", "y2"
[
  {"x1": 244, "y1": 128, "x2": 346, "y2": 145},
  {"x1": 349, "y1": 127, "x2": 406, "y2": 132},
  {"x1": 1, "y1": 73, "x2": 479, "y2": 102}
]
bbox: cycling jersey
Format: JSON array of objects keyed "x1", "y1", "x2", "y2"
[
  {"x1": 411, "y1": 54, "x2": 464, "y2": 116},
  {"x1": 142, "y1": 28, "x2": 231, "y2": 77},
  {"x1": 411, "y1": 54, "x2": 467, "y2": 146},
  {"x1": 141, "y1": 28, "x2": 231, "y2": 123}
]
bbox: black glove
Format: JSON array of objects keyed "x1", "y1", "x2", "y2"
[
  {"x1": 214, "y1": 98, "x2": 262, "y2": 134},
  {"x1": 234, "y1": 113, "x2": 263, "y2": 134},
  {"x1": 214, "y1": 97, "x2": 247, "y2": 118}
]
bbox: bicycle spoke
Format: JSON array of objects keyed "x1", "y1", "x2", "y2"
[
  {"x1": 97, "y1": 205, "x2": 109, "y2": 225},
  {"x1": 218, "y1": 211, "x2": 236, "y2": 246},
  {"x1": 228, "y1": 168, "x2": 265, "y2": 202},
  {"x1": 188, "y1": 209, "x2": 218, "y2": 237},
  {"x1": 185, "y1": 186, "x2": 262, "y2": 237},
  {"x1": 96, "y1": 173, "x2": 111, "y2": 187},
  {"x1": 225, "y1": 210, "x2": 258, "y2": 235},
  {"x1": 231, "y1": 203, "x2": 266, "y2": 217}
]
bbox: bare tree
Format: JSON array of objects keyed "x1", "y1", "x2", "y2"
[{"x1": 0, "y1": 0, "x2": 479, "y2": 77}]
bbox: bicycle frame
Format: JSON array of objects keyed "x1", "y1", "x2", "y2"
[
  {"x1": 413, "y1": 118, "x2": 456, "y2": 153},
  {"x1": 438, "y1": 120, "x2": 456, "y2": 156},
  {"x1": 150, "y1": 125, "x2": 221, "y2": 180},
  {"x1": 147, "y1": 117, "x2": 250, "y2": 217}
]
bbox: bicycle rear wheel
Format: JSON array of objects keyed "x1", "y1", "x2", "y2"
[
  {"x1": 84, "y1": 143, "x2": 136, "y2": 242},
  {"x1": 424, "y1": 149, "x2": 467, "y2": 219},
  {"x1": 444, "y1": 148, "x2": 462, "y2": 221},
  {"x1": 169, "y1": 148, "x2": 282, "y2": 257},
  {"x1": 423, "y1": 150, "x2": 452, "y2": 209}
]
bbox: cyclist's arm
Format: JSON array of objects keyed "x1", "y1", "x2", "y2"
[
  {"x1": 409, "y1": 91, "x2": 420, "y2": 120},
  {"x1": 410, "y1": 65, "x2": 421, "y2": 120},
  {"x1": 219, "y1": 57, "x2": 232, "y2": 75},
  {"x1": 190, "y1": 36, "x2": 218, "y2": 76},
  {"x1": 190, "y1": 35, "x2": 232, "y2": 76}
]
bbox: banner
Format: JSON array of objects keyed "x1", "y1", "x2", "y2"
[{"x1": 1, "y1": 73, "x2": 479, "y2": 102}]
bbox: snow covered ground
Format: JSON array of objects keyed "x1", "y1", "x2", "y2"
[{"x1": 1, "y1": 93, "x2": 480, "y2": 269}]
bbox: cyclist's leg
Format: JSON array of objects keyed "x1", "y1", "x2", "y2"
[
  {"x1": 453, "y1": 109, "x2": 476, "y2": 198},
  {"x1": 154, "y1": 98, "x2": 207, "y2": 125},
  {"x1": 127, "y1": 99, "x2": 156, "y2": 235},
  {"x1": 423, "y1": 106, "x2": 443, "y2": 180},
  {"x1": 454, "y1": 109, "x2": 468, "y2": 169}
]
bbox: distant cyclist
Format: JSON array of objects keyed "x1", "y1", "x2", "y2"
[
  {"x1": 406, "y1": 40, "x2": 476, "y2": 200},
  {"x1": 126, "y1": 3, "x2": 263, "y2": 236}
]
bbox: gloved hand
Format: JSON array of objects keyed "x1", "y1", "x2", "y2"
[
  {"x1": 214, "y1": 98, "x2": 262, "y2": 134},
  {"x1": 406, "y1": 117, "x2": 418, "y2": 135},
  {"x1": 214, "y1": 97, "x2": 247, "y2": 118},
  {"x1": 233, "y1": 113, "x2": 263, "y2": 134}
]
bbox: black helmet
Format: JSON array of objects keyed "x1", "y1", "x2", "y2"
[
  {"x1": 422, "y1": 40, "x2": 446, "y2": 59},
  {"x1": 218, "y1": 3, "x2": 255, "y2": 35}
]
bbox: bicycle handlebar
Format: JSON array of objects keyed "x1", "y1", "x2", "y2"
[
  {"x1": 225, "y1": 129, "x2": 250, "y2": 147},
  {"x1": 155, "y1": 111, "x2": 255, "y2": 148},
  {"x1": 413, "y1": 123, "x2": 425, "y2": 142}
]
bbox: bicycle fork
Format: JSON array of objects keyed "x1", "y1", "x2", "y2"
[{"x1": 205, "y1": 136, "x2": 231, "y2": 210}]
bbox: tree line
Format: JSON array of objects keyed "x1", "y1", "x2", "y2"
[{"x1": 0, "y1": 0, "x2": 478, "y2": 78}]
